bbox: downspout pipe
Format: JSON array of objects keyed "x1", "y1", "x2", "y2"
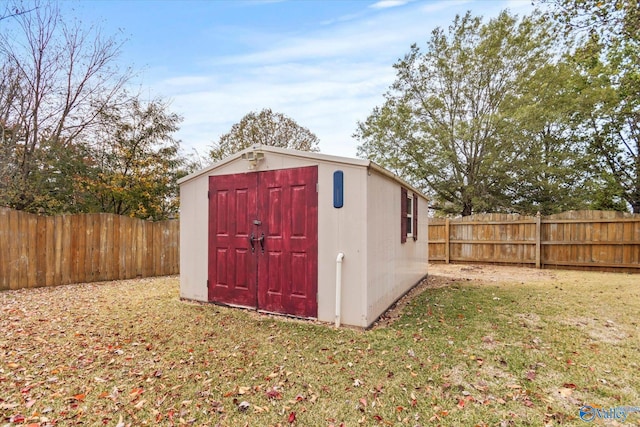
[{"x1": 335, "y1": 252, "x2": 345, "y2": 328}]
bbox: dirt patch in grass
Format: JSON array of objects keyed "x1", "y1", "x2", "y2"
[{"x1": 427, "y1": 263, "x2": 558, "y2": 283}]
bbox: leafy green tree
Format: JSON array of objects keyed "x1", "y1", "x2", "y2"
[
  {"x1": 544, "y1": 0, "x2": 639, "y2": 212},
  {"x1": 79, "y1": 98, "x2": 184, "y2": 220},
  {"x1": 500, "y1": 62, "x2": 596, "y2": 215},
  {"x1": 210, "y1": 108, "x2": 319, "y2": 161},
  {"x1": 355, "y1": 11, "x2": 560, "y2": 216},
  {"x1": 545, "y1": 0, "x2": 638, "y2": 45}
]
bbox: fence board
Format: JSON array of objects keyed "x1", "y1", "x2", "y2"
[
  {"x1": 93, "y1": 214, "x2": 104, "y2": 282},
  {"x1": 429, "y1": 210, "x2": 640, "y2": 273},
  {"x1": 112, "y1": 215, "x2": 120, "y2": 280},
  {"x1": 25, "y1": 214, "x2": 35, "y2": 287},
  {"x1": 121, "y1": 216, "x2": 133, "y2": 279},
  {"x1": 77, "y1": 214, "x2": 87, "y2": 284},
  {"x1": 61, "y1": 215, "x2": 70, "y2": 286},
  {"x1": 0, "y1": 208, "x2": 179, "y2": 290},
  {"x1": 10, "y1": 210, "x2": 20, "y2": 289},
  {"x1": 0, "y1": 209, "x2": 6, "y2": 290}
]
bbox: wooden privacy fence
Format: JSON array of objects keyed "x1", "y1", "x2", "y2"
[
  {"x1": 429, "y1": 210, "x2": 640, "y2": 272},
  {"x1": 0, "y1": 208, "x2": 179, "y2": 291}
]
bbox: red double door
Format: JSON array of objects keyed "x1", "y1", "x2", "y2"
[{"x1": 208, "y1": 166, "x2": 318, "y2": 318}]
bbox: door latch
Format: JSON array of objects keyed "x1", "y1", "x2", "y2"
[{"x1": 249, "y1": 232, "x2": 265, "y2": 253}]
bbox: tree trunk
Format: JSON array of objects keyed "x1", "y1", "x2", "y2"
[{"x1": 461, "y1": 202, "x2": 473, "y2": 217}]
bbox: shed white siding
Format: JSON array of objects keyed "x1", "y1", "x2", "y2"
[
  {"x1": 178, "y1": 146, "x2": 428, "y2": 328},
  {"x1": 365, "y1": 170, "x2": 429, "y2": 325}
]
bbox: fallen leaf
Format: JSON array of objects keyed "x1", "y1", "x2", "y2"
[
  {"x1": 0, "y1": 403, "x2": 19, "y2": 410},
  {"x1": 558, "y1": 387, "x2": 573, "y2": 397},
  {"x1": 288, "y1": 411, "x2": 296, "y2": 423},
  {"x1": 253, "y1": 404, "x2": 268, "y2": 413},
  {"x1": 10, "y1": 414, "x2": 26, "y2": 423},
  {"x1": 266, "y1": 387, "x2": 282, "y2": 400},
  {"x1": 129, "y1": 387, "x2": 144, "y2": 398}
]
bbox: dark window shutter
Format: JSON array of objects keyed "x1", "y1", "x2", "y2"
[
  {"x1": 413, "y1": 192, "x2": 418, "y2": 241},
  {"x1": 401, "y1": 187, "x2": 407, "y2": 243}
]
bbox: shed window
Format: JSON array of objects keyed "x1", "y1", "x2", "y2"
[
  {"x1": 406, "y1": 194, "x2": 414, "y2": 238},
  {"x1": 401, "y1": 188, "x2": 418, "y2": 243},
  {"x1": 401, "y1": 187, "x2": 407, "y2": 243},
  {"x1": 413, "y1": 192, "x2": 418, "y2": 241}
]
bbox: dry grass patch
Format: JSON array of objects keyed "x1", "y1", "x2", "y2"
[{"x1": 1, "y1": 267, "x2": 639, "y2": 426}]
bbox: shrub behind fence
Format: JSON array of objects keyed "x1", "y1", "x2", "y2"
[{"x1": 0, "y1": 208, "x2": 179, "y2": 291}]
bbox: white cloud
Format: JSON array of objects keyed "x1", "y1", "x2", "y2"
[
  {"x1": 165, "y1": 58, "x2": 394, "y2": 157},
  {"x1": 370, "y1": 0, "x2": 411, "y2": 9},
  {"x1": 156, "y1": 0, "x2": 531, "y2": 159},
  {"x1": 420, "y1": 0, "x2": 471, "y2": 13}
]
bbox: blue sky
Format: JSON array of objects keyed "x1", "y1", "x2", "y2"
[{"x1": 64, "y1": 0, "x2": 535, "y2": 159}]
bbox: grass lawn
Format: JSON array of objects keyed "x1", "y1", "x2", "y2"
[{"x1": 1, "y1": 266, "x2": 639, "y2": 426}]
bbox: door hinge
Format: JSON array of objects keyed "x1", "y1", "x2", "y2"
[
  {"x1": 207, "y1": 279, "x2": 210, "y2": 288},
  {"x1": 207, "y1": 191, "x2": 210, "y2": 199}
]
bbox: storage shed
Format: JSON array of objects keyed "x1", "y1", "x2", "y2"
[{"x1": 178, "y1": 145, "x2": 428, "y2": 328}]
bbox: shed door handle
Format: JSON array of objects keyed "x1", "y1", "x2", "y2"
[
  {"x1": 249, "y1": 233, "x2": 255, "y2": 253},
  {"x1": 258, "y1": 232, "x2": 265, "y2": 253}
]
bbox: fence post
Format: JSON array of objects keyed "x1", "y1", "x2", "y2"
[
  {"x1": 445, "y1": 218, "x2": 450, "y2": 264},
  {"x1": 535, "y1": 212, "x2": 541, "y2": 269}
]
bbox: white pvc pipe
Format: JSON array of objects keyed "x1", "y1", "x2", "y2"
[{"x1": 335, "y1": 252, "x2": 345, "y2": 328}]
